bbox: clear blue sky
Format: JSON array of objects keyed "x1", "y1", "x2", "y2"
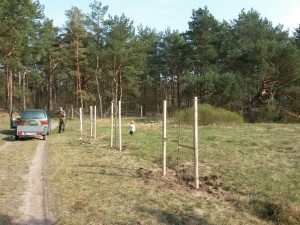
[{"x1": 38, "y1": 0, "x2": 300, "y2": 35}]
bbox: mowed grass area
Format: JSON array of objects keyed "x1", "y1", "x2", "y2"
[{"x1": 46, "y1": 117, "x2": 300, "y2": 225}]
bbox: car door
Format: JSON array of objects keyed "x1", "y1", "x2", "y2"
[{"x1": 10, "y1": 109, "x2": 23, "y2": 129}]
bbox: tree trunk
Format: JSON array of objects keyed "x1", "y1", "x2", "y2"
[
  {"x1": 118, "y1": 66, "x2": 122, "y2": 101},
  {"x1": 35, "y1": 87, "x2": 40, "y2": 109},
  {"x1": 22, "y1": 72, "x2": 26, "y2": 109},
  {"x1": 49, "y1": 58, "x2": 59, "y2": 111},
  {"x1": 177, "y1": 71, "x2": 181, "y2": 108},
  {"x1": 75, "y1": 34, "x2": 83, "y2": 109},
  {"x1": 95, "y1": 56, "x2": 103, "y2": 118},
  {"x1": 142, "y1": 83, "x2": 146, "y2": 117},
  {"x1": 48, "y1": 61, "x2": 53, "y2": 111},
  {"x1": 171, "y1": 73, "x2": 175, "y2": 107},
  {"x1": 6, "y1": 68, "x2": 13, "y2": 110},
  {"x1": 18, "y1": 72, "x2": 22, "y2": 108}
]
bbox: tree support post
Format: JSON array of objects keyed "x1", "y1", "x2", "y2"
[
  {"x1": 80, "y1": 107, "x2": 83, "y2": 132},
  {"x1": 90, "y1": 106, "x2": 93, "y2": 137},
  {"x1": 118, "y1": 100, "x2": 122, "y2": 151},
  {"x1": 162, "y1": 100, "x2": 167, "y2": 176},
  {"x1": 110, "y1": 101, "x2": 114, "y2": 148},
  {"x1": 94, "y1": 105, "x2": 97, "y2": 139},
  {"x1": 194, "y1": 97, "x2": 199, "y2": 189}
]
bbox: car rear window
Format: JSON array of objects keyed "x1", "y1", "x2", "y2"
[{"x1": 22, "y1": 111, "x2": 46, "y2": 119}]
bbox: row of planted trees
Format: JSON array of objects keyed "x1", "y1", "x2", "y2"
[{"x1": 1, "y1": 0, "x2": 300, "y2": 122}]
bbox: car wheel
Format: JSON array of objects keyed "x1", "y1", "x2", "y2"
[
  {"x1": 43, "y1": 135, "x2": 47, "y2": 141},
  {"x1": 15, "y1": 135, "x2": 19, "y2": 141}
]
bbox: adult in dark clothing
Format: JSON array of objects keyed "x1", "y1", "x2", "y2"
[{"x1": 59, "y1": 106, "x2": 66, "y2": 133}]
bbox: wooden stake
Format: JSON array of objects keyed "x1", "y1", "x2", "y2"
[
  {"x1": 163, "y1": 100, "x2": 167, "y2": 176},
  {"x1": 110, "y1": 101, "x2": 114, "y2": 148},
  {"x1": 118, "y1": 100, "x2": 122, "y2": 151},
  {"x1": 194, "y1": 97, "x2": 199, "y2": 189},
  {"x1": 94, "y1": 105, "x2": 97, "y2": 139},
  {"x1": 90, "y1": 106, "x2": 93, "y2": 137},
  {"x1": 71, "y1": 105, "x2": 74, "y2": 119},
  {"x1": 80, "y1": 107, "x2": 83, "y2": 132}
]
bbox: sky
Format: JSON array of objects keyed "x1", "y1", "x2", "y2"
[{"x1": 38, "y1": 0, "x2": 300, "y2": 35}]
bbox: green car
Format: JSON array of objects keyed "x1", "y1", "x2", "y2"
[{"x1": 11, "y1": 109, "x2": 51, "y2": 140}]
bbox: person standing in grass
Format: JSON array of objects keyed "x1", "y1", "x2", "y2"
[
  {"x1": 59, "y1": 106, "x2": 66, "y2": 133},
  {"x1": 130, "y1": 120, "x2": 135, "y2": 135}
]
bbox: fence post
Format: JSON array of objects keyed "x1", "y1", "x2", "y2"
[
  {"x1": 71, "y1": 105, "x2": 74, "y2": 119},
  {"x1": 80, "y1": 107, "x2": 83, "y2": 132},
  {"x1": 194, "y1": 97, "x2": 199, "y2": 189},
  {"x1": 110, "y1": 101, "x2": 114, "y2": 148},
  {"x1": 162, "y1": 100, "x2": 167, "y2": 176},
  {"x1": 94, "y1": 105, "x2": 97, "y2": 139},
  {"x1": 118, "y1": 100, "x2": 122, "y2": 151},
  {"x1": 90, "y1": 106, "x2": 93, "y2": 137}
]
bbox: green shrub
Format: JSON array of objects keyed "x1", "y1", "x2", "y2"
[{"x1": 174, "y1": 103, "x2": 244, "y2": 125}]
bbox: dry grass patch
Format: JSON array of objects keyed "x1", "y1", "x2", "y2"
[
  {"x1": 47, "y1": 121, "x2": 214, "y2": 225},
  {"x1": 0, "y1": 110, "x2": 40, "y2": 223},
  {"x1": 46, "y1": 118, "x2": 300, "y2": 225}
]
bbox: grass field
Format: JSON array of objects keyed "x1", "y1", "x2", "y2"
[
  {"x1": 46, "y1": 116, "x2": 300, "y2": 225},
  {"x1": 1, "y1": 110, "x2": 299, "y2": 224}
]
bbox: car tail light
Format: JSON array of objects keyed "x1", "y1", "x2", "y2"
[
  {"x1": 18, "y1": 120, "x2": 26, "y2": 125},
  {"x1": 37, "y1": 131, "x2": 42, "y2": 135},
  {"x1": 18, "y1": 131, "x2": 24, "y2": 136},
  {"x1": 40, "y1": 120, "x2": 48, "y2": 125}
]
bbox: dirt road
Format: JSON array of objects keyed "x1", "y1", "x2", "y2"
[
  {"x1": 0, "y1": 122, "x2": 57, "y2": 225},
  {"x1": 16, "y1": 140, "x2": 54, "y2": 225}
]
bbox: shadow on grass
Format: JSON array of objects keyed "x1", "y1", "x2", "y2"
[
  {"x1": 138, "y1": 207, "x2": 211, "y2": 225},
  {"x1": 0, "y1": 129, "x2": 15, "y2": 142},
  {"x1": 18, "y1": 218, "x2": 56, "y2": 225},
  {"x1": 0, "y1": 130, "x2": 14, "y2": 135},
  {"x1": 0, "y1": 214, "x2": 56, "y2": 225},
  {"x1": 74, "y1": 164, "x2": 137, "y2": 178},
  {"x1": 234, "y1": 197, "x2": 300, "y2": 225},
  {"x1": 0, "y1": 214, "x2": 13, "y2": 225}
]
